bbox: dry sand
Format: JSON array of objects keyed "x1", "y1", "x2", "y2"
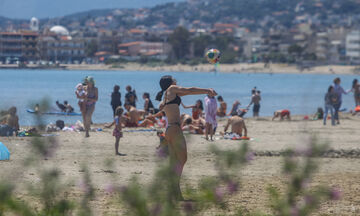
[
  {"x1": 1, "y1": 114, "x2": 360, "y2": 215},
  {"x1": 63, "y1": 63, "x2": 360, "y2": 75}
]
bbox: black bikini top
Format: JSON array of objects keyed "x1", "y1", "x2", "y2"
[{"x1": 165, "y1": 95, "x2": 181, "y2": 106}]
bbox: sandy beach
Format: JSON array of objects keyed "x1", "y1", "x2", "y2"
[
  {"x1": 61, "y1": 63, "x2": 360, "y2": 75},
  {"x1": 1, "y1": 114, "x2": 360, "y2": 215}
]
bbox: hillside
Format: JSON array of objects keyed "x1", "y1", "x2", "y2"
[{"x1": 2, "y1": 0, "x2": 360, "y2": 30}]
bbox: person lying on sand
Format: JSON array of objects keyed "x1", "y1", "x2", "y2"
[
  {"x1": 222, "y1": 115, "x2": 247, "y2": 137},
  {"x1": 272, "y1": 109, "x2": 291, "y2": 121},
  {"x1": 145, "y1": 111, "x2": 168, "y2": 128},
  {"x1": 181, "y1": 118, "x2": 205, "y2": 134}
]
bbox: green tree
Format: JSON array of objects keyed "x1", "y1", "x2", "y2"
[
  {"x1": 191, "y1": 35, "x2": 213, "y2": 57},
  {"x1": 85, "y1": 40, "x2": 98, "y2": 57},
  {"x1": 169, "y1": 26, "x2": 190, "y2": 60}
]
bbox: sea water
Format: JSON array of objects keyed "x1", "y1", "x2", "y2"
[{"x1": 0, "y1": 69, "x2": 358, "y2": 125}]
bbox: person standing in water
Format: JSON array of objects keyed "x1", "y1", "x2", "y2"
[
  {"x1": 156, "y1": 75, "x2": 217, "y2": 200},
  {"x1": 111, "y1": 85, "x2": 122, "y2": 117},
  {"x1": 247, "y1": 90, "x2": 261, "y2": 117}
]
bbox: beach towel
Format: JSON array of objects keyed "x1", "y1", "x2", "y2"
[
  {"x1": 123, "y1": 128, "x2": 156, "y2": 133},
  {"x1": 0, "y1": 142, "x2": 10, "y2": 160},
  {"x1": 223, "y1": 133, "x2": 252, "y2": 140}
]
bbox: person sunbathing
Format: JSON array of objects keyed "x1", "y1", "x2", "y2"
[
  {"x1": 223, "y1": 115, "x2": 247, "y2": 137},
  {"x1": 181, "y1": 118, "x2": 205, "y2": 134},
  {"x1": 123, "y1": 103, "x2": 152, "y2": 127},
  {"x1": 272, "y1": 109, "x2": 291, "y2": 121}
]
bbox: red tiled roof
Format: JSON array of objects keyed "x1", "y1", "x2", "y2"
[
  {"x1": 95, "y1": 51, "x2": 111, "y2": 56},
  {"x1": 118, "y1": 41, "x2": 142, "y2": 47},
  {"x1": 129, "y1": 29, "x2": 145, "y2": 34}
]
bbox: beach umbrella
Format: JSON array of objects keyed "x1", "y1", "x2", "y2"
[{"x1": 0, "y1": 142, "x2": 10, "y2": 160}]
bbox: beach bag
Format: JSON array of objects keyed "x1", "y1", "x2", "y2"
[
  {"x1": 56, "y1": 120, "x2": 65, "y2": 129},
  {"x1": 0, "y1": 142, "x2": 10, "y2": 160},
  {"x1": 0, "y1": 125, "x2": 14, "y2": 136}
]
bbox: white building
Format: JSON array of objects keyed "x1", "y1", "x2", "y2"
[
  {"x1": 30, "y1": 17, "x2": 39, "y2": 32},
  {"x1": 346, "y1": 30, "x2": 360, "y2": 62}
]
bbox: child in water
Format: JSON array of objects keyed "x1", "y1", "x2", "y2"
[
  {"x1": 106, "y1": 106, "x2": 126, "y2": 156},
  {"x1": 75, "y1": 83, "x2": 86, "y2": 114}
]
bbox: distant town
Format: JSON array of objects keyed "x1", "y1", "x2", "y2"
[{"x1": 1, "y1": 0, "x2": 360, "y2": 67}]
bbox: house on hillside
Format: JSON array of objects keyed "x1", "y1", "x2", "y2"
[{"x1": 118, "y1": 41, "x2": 171, "y2": 61}]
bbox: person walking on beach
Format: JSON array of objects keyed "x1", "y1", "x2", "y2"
[
  {"x1": 105, "y1": 106, "x2": 126, "y2": 156},
  {"x1": 323, "y1": 86, "x2": 337, "y2": 126},
  {"x1": 156, "y1": 75, "x2": 217, "y2": 200},
  {"x1": 125, "y1": 85, "x2": 137, "y2": 107},
  {"x1": 350, "y1": 79, "x2": 360, "y2": 107},
  {"x1": 83, "y1": 76, "x2": 98, "y2": 137},
  {"x1": 111, "y1": 85, "x2": 122, "y2": 116},
  {"x1": 247, "y1": 90, "x2": 261, "y2": 117},
  {"x1": 204, "y1": 95, "x2": 217, "y2": 141},
  {"x1": 332, "y1": 77, "x2": 347, "y2": 124}
]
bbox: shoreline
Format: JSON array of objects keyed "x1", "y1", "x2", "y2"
[{"x1": 1, "y1": 63, "x2": 360, "y2": 75}]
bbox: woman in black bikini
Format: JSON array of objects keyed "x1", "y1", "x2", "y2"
[
  {"x1": 143, "y1": 92, "x2": 155, "y2": 115},
  {"x1": 156, "y1": 75, "x2": 217, "y2": 200}
]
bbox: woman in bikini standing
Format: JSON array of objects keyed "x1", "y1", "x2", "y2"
[
  {"x1": 83, "y1": 76, "x2": 98, "y2": 137},
  {"x1": 156, "y1": 75, "x2": 217, "y2": 200}
]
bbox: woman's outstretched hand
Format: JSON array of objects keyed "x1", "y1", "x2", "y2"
[{"x1": 208, "y1": 89, "x2": 217, "y2": 97}]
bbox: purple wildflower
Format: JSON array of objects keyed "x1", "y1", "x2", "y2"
[
  {"x1": 330, "y1": 188, "x2": 342, "y2": 200},
  {"x1": 227, "y1": 180, "x2": 239, "y2": 195},
  {"x1": 215, "y1": 187, "x2": 225, "y2": 202},
  {"x1": 245, "y1": 152, "x2": 255, "y2": 162},
  {"x1": 105, "y1": 184, "x2": 116, "y2": 194},
  {"x1": 150, "y1": 204, "x2": 162, "y2": 216},
  {"x1": 304, "y1": 195, "x2": 314, "y2": 205},
  {"x1": 182, "y1": 201, "x2": 194, "y2": 214},
  {"x1": 290, "y1": 206, "x2": 299, "y2": 216}
]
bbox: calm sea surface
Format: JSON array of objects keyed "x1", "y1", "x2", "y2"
[{"x1": 0, "y1": 69, "x2": 358, "y2": 126}]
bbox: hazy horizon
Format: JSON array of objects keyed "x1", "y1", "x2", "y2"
[{"x1": 0, "y1": 0, "x2": 185, "y2": 19}]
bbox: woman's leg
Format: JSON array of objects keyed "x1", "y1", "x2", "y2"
[
  {"x1": 323, "y1": 105, "x2": 328, "y2": 125},
  {"x1": 166, "y1": 126, "x2": 187, "y2": 200},
  {"x1": 333, "y1": 103, "x2": 340, "y2": 123},
  {"x1": 115, "y1": 137, "x2": 120, "y2": 155},
  {"x1": 112, "y1": 105, "x2": 117, "y2": 117},
  {"x1": 84, "y1": 105, "x2": 95, "y2": 137},
  {"x1": 330, "y1": 105, "x2": 335, "y2": 126}
]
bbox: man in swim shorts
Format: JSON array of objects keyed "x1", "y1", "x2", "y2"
[{"x1": 223, "y1": 115, "x2": 247, "y2": 137}]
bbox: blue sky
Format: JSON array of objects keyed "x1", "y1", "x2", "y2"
[{"x1": 0, "y1": 0, "x2": 184, "y2": 19}]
